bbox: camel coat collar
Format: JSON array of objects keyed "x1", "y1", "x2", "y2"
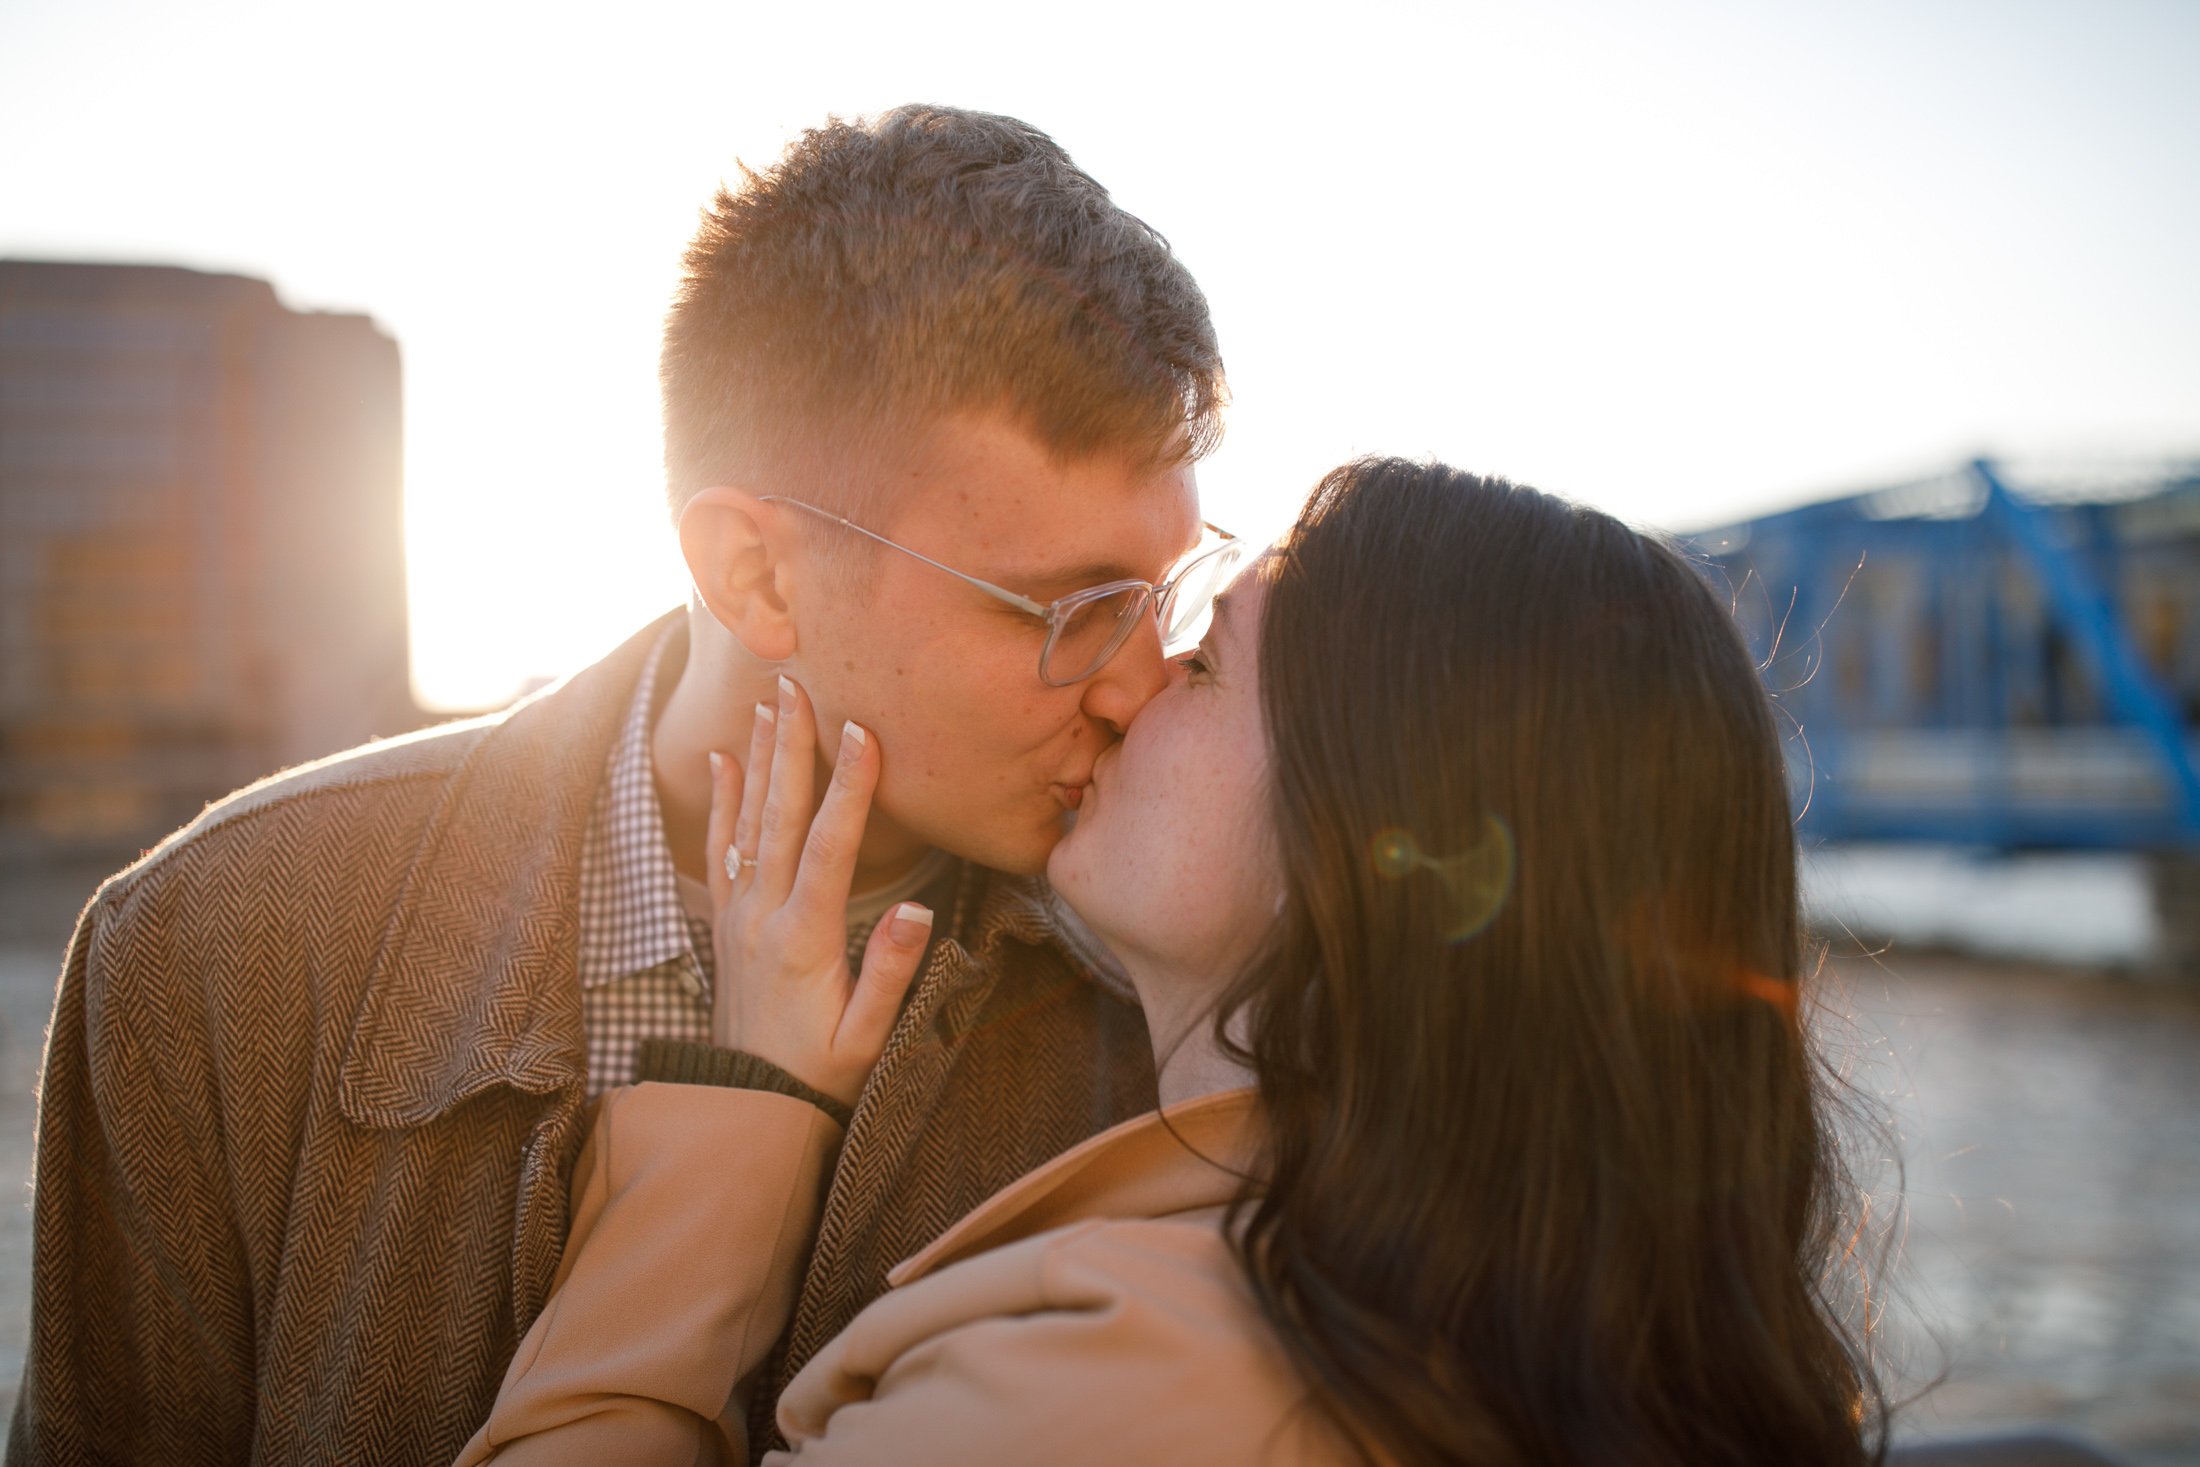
[{"x1": 891, "y1": 1086, "x2": 1263, "y2": 1287}]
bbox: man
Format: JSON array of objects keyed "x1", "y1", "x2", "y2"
[{"x1": 10, "y1": 105, "x2": 1227, "y2": 1464}]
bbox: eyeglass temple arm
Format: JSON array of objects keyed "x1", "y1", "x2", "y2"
[{"x1": 757, "y1": 496, "x2": 1050, "y2": 616}]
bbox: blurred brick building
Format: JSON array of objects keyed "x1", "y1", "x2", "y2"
[{"x1": 0, "y1": 261, "x2": 419, "y2": 931}]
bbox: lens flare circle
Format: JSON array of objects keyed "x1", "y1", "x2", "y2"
[{"x1": 1367, "y1": 815, "x2": 1517, "y2": 942}]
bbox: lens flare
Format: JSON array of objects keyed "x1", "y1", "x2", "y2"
[{"x1": 1369, "y1": 814, "x2": 1516, "y2": 942}]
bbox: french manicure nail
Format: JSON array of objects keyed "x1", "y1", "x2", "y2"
[
  {"x1": 778, "y1": 674, "x2": 797, "y2": 710},
  {"x1": 889, "y1": 902, "x2": 934, "y2": 945},
  {"x1": 754, "y1": 701, "x2": 776, "y2": 727},
  {"x1": 843, "y1": 721, "x2": 867, "y2": 751},
  {"x1": 708, "y1": 751, "x2": 724, "y2": 778}
]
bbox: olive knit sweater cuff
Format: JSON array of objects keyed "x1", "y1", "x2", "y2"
[{"x1": 634, "y1": 1039, "x2": 854, "y2": 1130}]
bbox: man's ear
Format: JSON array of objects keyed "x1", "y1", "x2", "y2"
[{"x1": 678, "y1": 488, "x2": 801, "y2": 662}]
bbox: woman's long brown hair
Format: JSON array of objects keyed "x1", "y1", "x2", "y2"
[{"x1": 1223, "y1": 459, "x2": 1884, "y2": 1464}]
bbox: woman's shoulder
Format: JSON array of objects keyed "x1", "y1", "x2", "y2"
[
  {"x1": 820, "y1": 1210, "x2": 1273, "y2": 1383},
  {"x1": 776, "y1": 1212, "x2": 1352, "y2": 1465},
  {"x1": 1032, "y1": 1208, "x2": 1266, "y2": 1318}
]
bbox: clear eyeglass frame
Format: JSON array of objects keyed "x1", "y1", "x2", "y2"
[{"x1": 757, "y1": 495, "x2": 1246, "y2": 686}]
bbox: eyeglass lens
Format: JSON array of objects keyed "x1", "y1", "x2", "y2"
[
  {"x1": 1038, "y1": 539, "x2": 1247, "y2": 685},
  {"x1": 1043, "y1": 586, "x2": 1152, "y2": 684},
  {"x1": 1156, "y1": 541, "x2": 1244, "y2": 653}
]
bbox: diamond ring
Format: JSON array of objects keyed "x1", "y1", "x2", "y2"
[{"x1": 724, "y1": 845, "x2": 759, "y2": 880}]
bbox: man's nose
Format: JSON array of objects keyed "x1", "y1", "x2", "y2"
[{"x1": 1079, "y1": 615, "x2": 1168, "y2": 735}]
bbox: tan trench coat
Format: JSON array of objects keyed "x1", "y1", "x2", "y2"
[
  {"x1": 457, "y1": 1086, "x2": 1349, "y2": 1466},
  {"x1": 8, "y1": 613, "x2": 1156, "y2": 1465}
]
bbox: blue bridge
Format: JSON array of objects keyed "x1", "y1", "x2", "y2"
[{"x1": 1685, "y1": 458, "x2": 2200, "y2": 853}]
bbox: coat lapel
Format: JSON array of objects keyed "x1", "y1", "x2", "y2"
[
  {"x1": 758, "y1": 868, "x2": 1156, "y2": 1442},
  {"x1": 801, "y1": 869, "x2": 1086, "y2": 1277},
  {"x1": 887, "y1": 1087, "x2": 1260, "y2": 1286}
]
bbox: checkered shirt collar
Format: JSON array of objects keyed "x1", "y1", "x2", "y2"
[{"x1": 575, "y1": 622, "x2": 699, "y2": 991}]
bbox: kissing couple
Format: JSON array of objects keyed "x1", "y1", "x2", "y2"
[{"x1": 14, "y1": 107, "x2": 1881, "y2": 1466}]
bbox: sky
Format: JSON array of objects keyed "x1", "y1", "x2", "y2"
[{"x1": 4, "y1": 0, "x2": 2196, "y2": 708}]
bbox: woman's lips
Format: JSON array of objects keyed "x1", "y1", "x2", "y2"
[{"x1": 1053, "y1": 782, "x2": 1087, "y2": 811}]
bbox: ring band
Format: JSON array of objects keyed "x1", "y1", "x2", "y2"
[{"x1": 724, "y1": 845, "x2": 758, "y2": 880}]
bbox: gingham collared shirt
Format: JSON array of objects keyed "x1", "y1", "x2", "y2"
[
  {"x1": 576, "y1": 625, "x2": 941, "y2": 1095},
  {"x1": 576, "y1": 625, "x2": 717, "y2": 1094}
]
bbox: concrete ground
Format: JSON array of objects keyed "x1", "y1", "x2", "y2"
[{"x1": 0, "y1": 931, "x2": 2191, "y2": 1460}]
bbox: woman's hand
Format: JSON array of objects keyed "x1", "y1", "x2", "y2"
[{"x1": 704, "y1": 676, "x2": 933, "y2": 1108}]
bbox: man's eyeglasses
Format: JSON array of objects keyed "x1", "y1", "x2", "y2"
[{"x1": 759, "y1": 496, "x2": 1246, "y2": 687}]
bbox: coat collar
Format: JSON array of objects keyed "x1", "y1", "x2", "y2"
[
  {"x1": 888, "y1": 1086, "x2": 1262, "y2": 1287},
  {"x1": 338, "y1": 610, "x2": 684, "y2": 1129}
]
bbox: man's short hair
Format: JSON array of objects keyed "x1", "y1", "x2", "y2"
[{"x1": 661, "y1": 104, "x2": 1226, "y2": 524}]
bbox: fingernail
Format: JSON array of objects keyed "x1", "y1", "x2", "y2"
[
  {"x1": 778, "y1": 674, "x2": 797, "y2": 712},
  {"x1": 889, "y1": 902, "x2": 934, "y2": 945},
  {"x1": 842, "y1": 720, "x2": 867, "y2": 758},
  {"x1": 708, "y1": 751, "x2": 724, "y2": 778},
  {"x1": 754, "y1": 701, "x2": 776, "y2": 728}
]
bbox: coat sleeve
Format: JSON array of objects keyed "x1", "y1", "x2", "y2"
[
  {"x1": 7, "y1": 896, "x2": 259, "y2": 1465},
  {"x1": 453, "y1": 1083, "x2": 843, "y2": 1467}
]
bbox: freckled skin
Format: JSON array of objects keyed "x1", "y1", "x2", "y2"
[
  {"x1": 1049, "y1": 572, "x2": 1282, "y2": 1000},
  {"x1": 783, "y1": 413, "x2": 1200, "y2": 877}
]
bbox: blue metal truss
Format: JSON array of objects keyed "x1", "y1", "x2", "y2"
[{"x1": 1688, "y1": 459, "x2": 2200, "y2": 850}]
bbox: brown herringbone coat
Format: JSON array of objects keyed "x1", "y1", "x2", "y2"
[{"x1": 7, "y1": 614, "x2": 1156, "y2": 1466}]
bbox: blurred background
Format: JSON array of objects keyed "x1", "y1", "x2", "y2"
[{"x1": 2, "y1": 0, "x2": 2195, "y2": 1458}]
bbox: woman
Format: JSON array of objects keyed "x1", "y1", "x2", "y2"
[{"x1": 458, "y1": 458, "x2": 1885, "y2": 1465}]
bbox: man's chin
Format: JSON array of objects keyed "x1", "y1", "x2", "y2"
[{"x1": 945, "y1": 813, "x2": 1066, "y2": 878}]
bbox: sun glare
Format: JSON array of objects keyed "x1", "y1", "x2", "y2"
[{"x1": 400, "y1": 332, "x2": 689, "y2": 712}]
